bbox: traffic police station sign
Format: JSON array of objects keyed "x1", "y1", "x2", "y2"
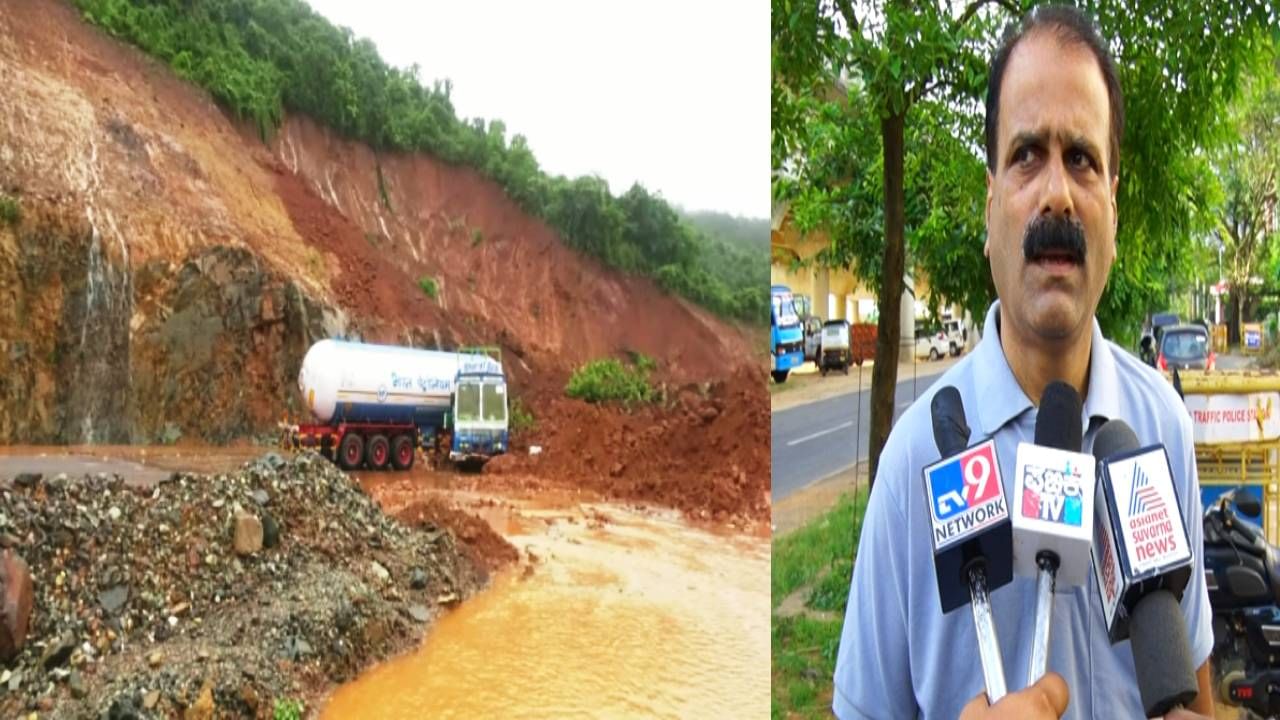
[{"x1": 1184, "y1": 392, "x2": 1279, "y2": 444}]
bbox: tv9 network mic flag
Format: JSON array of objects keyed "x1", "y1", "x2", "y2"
[
  {"x1": 923, "y1": 393, "x2": 1013, "y2": 614},
  {"x1": 925, "y1": 385, "x2": 1013, "y2": 702}
]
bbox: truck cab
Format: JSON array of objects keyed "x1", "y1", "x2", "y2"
[
  {"x1": 771, "y1": 285, "x2": 805, "y2": 383},
  {"x1": 450, "y1": 371, "x2": 509, "y2": 464}
]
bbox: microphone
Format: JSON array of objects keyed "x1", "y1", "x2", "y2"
[
  {"x1": 1091, "y1": 419, "x2": 1198, "y2": 717},
  {"x1": 1012, "y1": 382, "x2": 1096, "y2": 686},
  {"x1": 923, "y1": 385, "x2": 1013, "y2": 702}
]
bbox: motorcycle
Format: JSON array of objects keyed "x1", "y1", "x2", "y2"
[
  {"x1": 1204, "y1": 486, "x2": 1280, "y2": 718},
  {"x1": 1139, "y1": 333, "x2": 1157, "y2": 367}
]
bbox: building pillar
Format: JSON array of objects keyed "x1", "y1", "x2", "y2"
[
  {"x1": 900, "y1": 285, "x2": 915, "y2": 359},
  {"x1": 815, "y1": 267, "x2": 831, "y2": 321}
]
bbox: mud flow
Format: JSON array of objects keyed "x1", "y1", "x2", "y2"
[{"x1": 323, "y1": 500, "x2": 770, "y2": 718}]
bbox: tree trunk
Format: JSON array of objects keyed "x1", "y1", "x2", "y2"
[
  {"x1": 868, "y1": 110, "x2": 906, "y2": 488},
  {"x1": 1237, "y1": 290, "x2": 1246, "y2": 347}
]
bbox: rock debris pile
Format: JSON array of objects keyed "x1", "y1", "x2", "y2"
[{"x1": 0, "y1": 453, "x2": 489, "y2": 718}]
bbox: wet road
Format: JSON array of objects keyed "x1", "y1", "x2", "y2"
[
  {"x1": 771, "y1": 364, "x2": 949, "y2": 502},
  {"x1": 323, "y1": 501, "x2": 769, "y2": 719}
]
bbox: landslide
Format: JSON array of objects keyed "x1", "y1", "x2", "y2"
[
  {"x1": 0, "y1": 0, "x2": 766, "y2": 521},
  {"x1": 486, "y1": 365, "x2": 772, "y2": 525},
  {"x1": 0, "y1": 453, "x2": 503, "y2": 718}
]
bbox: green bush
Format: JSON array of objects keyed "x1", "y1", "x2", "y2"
[
  {"x1": 565, "y1": 358, "x2": 655, "y2": 405},
  {"x1": 0, "y1": 194, "x2": 20, "y2": 226},
  {"x1": 418, "y1": 276, "x2": 438, "y2": 300},
  {"x1": 625, "y1": 351, "x2": 657, "y2": 374},
  {"x1": 509, "y1": 396, "x2": 535, "y2": 432},
  {"x1": 273, "y1": 698, "x2": 304, "y2": 720},
  {"x1": 471, "y1": 227, "x2": 484, "y2": 246}
]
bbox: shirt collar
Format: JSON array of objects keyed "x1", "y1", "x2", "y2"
[{"x1": 972, "y1": 300, "x2": 1120, "y2": 437}]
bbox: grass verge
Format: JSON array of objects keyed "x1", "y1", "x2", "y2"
[{"x1": 771, "y1": 487, "x2": 868, "y2": 720}]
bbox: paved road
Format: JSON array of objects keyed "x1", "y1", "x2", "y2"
[
  {"x1": 0, "y1": 455, "x2": 171, "y2": 486},
  {"x1": 770, "y1": 350, "x2": 1258, "y2": 502},
  {"x1": 771, "y1": 364, "x2": 950, "y2": 502},
  {"x1": 1216, "y1": 353, "x2": 1252, "y2": 370}
]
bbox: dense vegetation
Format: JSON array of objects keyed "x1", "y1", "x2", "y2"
[
  {"x1": 680, "y1": 210, "x2": 771, "y2": 320},
  {"x1": 74, "y1": 0, "x2": 765, "y2": 323},
  {"x1": 564, "y1": 356, "x2": 656, "y2": 406},
  {"x1": 681, "y1": 211, "x2": 770, "y2": 255}
]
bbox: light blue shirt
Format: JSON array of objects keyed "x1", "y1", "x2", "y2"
[{"x1": 832, "y1": 301, "x2": 1212, "y2": 719}]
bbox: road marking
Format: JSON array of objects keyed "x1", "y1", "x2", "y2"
[{"x1": 787, "y1": 420, "x2": 854, "y2": 446}]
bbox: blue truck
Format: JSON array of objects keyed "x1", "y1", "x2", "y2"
[{"x1": 771, "y1": 285, "x2": 805, "y2": 383}]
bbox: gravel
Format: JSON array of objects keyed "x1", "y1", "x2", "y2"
[{"x1": 0, "y1": 452, "x2": 488, "y2": 717}]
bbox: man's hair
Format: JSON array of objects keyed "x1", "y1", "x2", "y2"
[{"x1": 984, "y1": 5, "x2": 1124, "y2": 179}]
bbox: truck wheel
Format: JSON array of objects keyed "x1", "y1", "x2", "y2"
[
  {"x1": 338, "y1": 434, "x2": 364, "y2": 471},
  {"x1": 771, "y1": 370, "x2": 789, "y2": 383},
  {"x1": 366, "y1": 434, "x2": 391, "y2": 470},
  {"x1": 949, "y1": 342, "x2": 958, "y2": 357},
  {"x1": 929, "y1": 348, "x2": 940, "y2": 361},
  {"x1": 391, "y1": 435, "x2": 415, "y2": 471}
]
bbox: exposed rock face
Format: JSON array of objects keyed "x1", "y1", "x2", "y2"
[
  {"x1": 0, "y1": 222, "x2": 342, "y2": 443},
  {"x1": 0, "y1": 0, "x2": 759, "y2": 446},
  {"x1": 128, "y1": 245, "x2": 342, "y2": 443}
]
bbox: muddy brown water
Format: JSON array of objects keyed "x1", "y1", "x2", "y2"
[{"x1": 322, "y1": 501, "x2": 770, "y2": 719}]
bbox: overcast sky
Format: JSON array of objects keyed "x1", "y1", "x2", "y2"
[{"x1": 303, "y1": 1, "x2": 768, "y2": 219}]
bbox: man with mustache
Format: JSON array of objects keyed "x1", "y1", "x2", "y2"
[{"x1": 831, "y1": 6, "x2": 1214, "y2": 718}]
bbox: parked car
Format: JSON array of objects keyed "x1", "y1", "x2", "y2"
[
  {"x1": 1151, "y1": 311, "x2": 1180, "y2": 346},
  {"x1": 1158, "y1": 323, "x2": 1215, "y2": 371},
  {"x1": 941, "y1": 319, "x2": 966, "y2": 357},
  {"x1": 915, "y1": 327, "x2": 949, "y2": 361},
  {"x1": 819, "y1": 320, "x2": 851, "y2": 375},
  {"x1": 802, "y1": 316, "x2": 824, "y2": 363},
  {"x1": 1138, "y1": 311, "x2": 1182, "y2": 367}
]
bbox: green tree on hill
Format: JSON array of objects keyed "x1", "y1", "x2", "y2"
[{"x1": 74, "y1": 0, "x2": 766, "y2": 323}]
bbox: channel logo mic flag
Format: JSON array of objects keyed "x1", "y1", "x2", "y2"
[
  {"x1": 926, "y1": 440, "x2": 1007, "y2": 550},
  {"x1": 1128, "y1": 465, "x2": 1165, "y2": 516},
  {"x1": 1020, "y1": 459, "x2": 1085, "y2": 526}
]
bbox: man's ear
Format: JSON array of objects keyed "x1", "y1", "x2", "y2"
[
  {"x1": 1110, "y1": 172, "x2": 1119, "y2": 231},
  {"x1": 984, "y1": 170, "x2": 994, "y2": 257}
]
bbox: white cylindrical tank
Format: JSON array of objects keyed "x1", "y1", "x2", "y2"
[{"x1": 298, "y1": 339, "x2": 503, "y2": 424}]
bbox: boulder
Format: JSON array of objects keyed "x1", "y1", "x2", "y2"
[
  {"x1": 0, "y1": 550, "x2": 33, "y2": 661},
  {"x1": 233, "y1": 513, "x2": 264, "y2": 556},
  {"x1": 261, "y1": 512, "x2": 280, "y2": 549}
]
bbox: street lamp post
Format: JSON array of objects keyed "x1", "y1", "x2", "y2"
[{"x1": 1216, "y1": 243, "x2": 1224, "y2": 326}]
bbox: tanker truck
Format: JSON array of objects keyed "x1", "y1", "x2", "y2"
[{"x1": 281, "y1": 339, "x2": 510, "y2": 470}]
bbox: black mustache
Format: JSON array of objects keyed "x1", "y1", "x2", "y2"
[{"x1": 1023, "y1": 215, "x2": 1086, "y2": 264}]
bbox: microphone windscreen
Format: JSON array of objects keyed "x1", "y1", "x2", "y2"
[
  {"x1": 1129, "y1": 590, "x2": 1199, "y2": 716},
  {"x1": 1092, "y1": 419, "x2": 1140, "y2": 461},
  {"x1": 1035, "y1": 381, "x2": 1082, "y2": 451},
  {"x1": 930, "y1": 386, "x2": 970, "y2": 458}
]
